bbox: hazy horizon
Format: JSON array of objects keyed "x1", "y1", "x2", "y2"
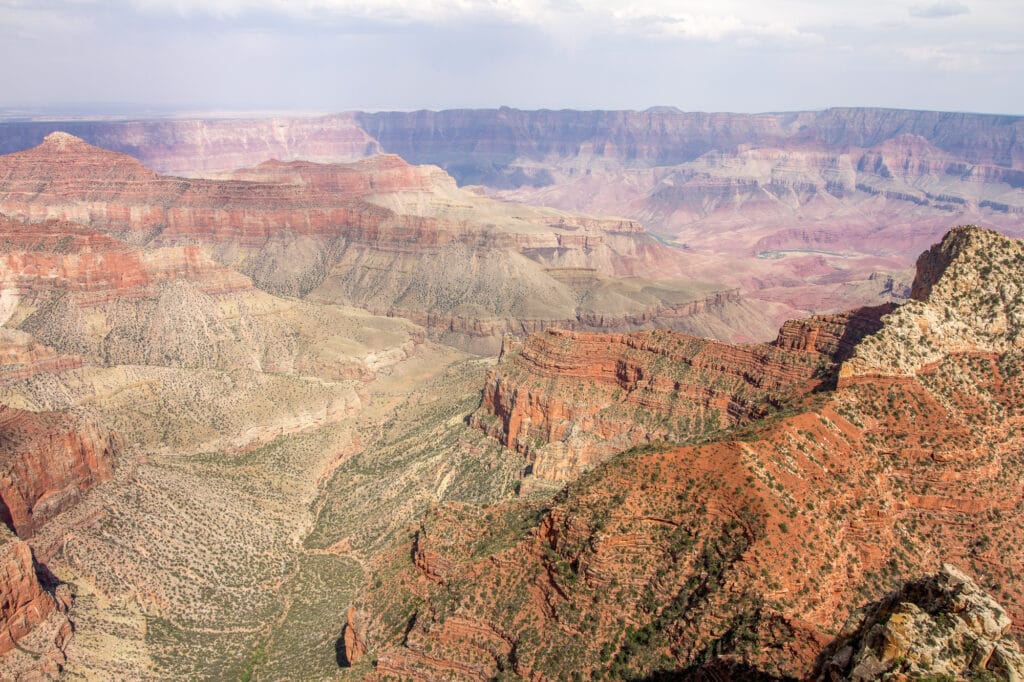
[
  {"x1": 1, "y1": 103, "x2": 1023, "y2": 123},
  {"x1": 2, "y1": 0, "x2": 1023, "y2": 117}
]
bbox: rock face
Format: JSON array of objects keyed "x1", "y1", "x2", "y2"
[
  {"x1": 1, "y1": 107, "x2": 1020, "y2": 321},
  {"x1": 353, "y1": 226, "x2": 1024, "y2": 680},
  {"x1": 817, "y1": 564, "x2": 1024, "y2": 681},
  {"x1": 0, "y1": 329, "x2": 82, "y2": 386},
  {"x1": 0, "y1": 533, "x2": 55, "y2": 654},
  {"x1": 0, "y1": 216, "x2": 252, "y2": 305},
  {"x1": 0, "y1": 529, "x2": 72, "y2": 679},
  {"x1": 471, "y1": 305, "x2": 890, "y2": 484},
  {"x1": 338, "y1": 607, "x2": 368, "y2": 667},
  {"x1": 0, "y1": 404, "x2": 118, "y2": 538},
  {"x1": 0, "y1": 134, "x2": 763, "y2": 350},
  {"x1": 842, "y1": 225, "x2": 1024, "y2": 379}
]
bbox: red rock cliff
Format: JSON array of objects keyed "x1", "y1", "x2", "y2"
[
  {"x1": 0, "y1": 529, "x2": 73, "y2": 677},
  {"x1": 471, "y1": 307, "x2": 884, "y2": 482},
  {"x1": 0, "y1": 405, "x2": 118, "y2": 538},
  {"x1": 0, "y1": 533, "x2": 60, "y2": 653},
  {"x1": 356, "y1": 227, "x2": 1024, "y2": 680},
  {"x1": 0, "y1": 216, "x2": 253, "y2": 305}
]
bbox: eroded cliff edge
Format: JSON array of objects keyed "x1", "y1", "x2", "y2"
[{"x1": 349, "y1": 226, "x2": 1024, "y2": 680}]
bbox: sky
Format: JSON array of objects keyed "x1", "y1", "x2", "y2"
[{"x1": 1, "y1": 0, "x2": 1022, "y2": 116}]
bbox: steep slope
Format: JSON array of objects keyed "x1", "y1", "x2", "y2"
[
  {"x1": 471, "y1": 305, "x2": 889, "y2": 487},
  {"x1": 816, "y1": 563, "x2": 1024, "y2": 681},
  {"x1": 0, "y1": 528, "x2": 72, "y2": 679},
  {"x1": 0, "y1": 134, "x2": 768, "y2": 349},
  {"x1": 0, "y1": 214, "x2": 423, "y2": 378},
  {"x1": 349, "y1": 226, "x2": 1024, "y2": 680},
  {"x1": 0, "y1": 404, "x2": 118, "y2": 538}
]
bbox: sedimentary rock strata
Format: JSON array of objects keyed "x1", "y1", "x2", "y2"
[
  {"x1": 471, "y1": 304, "x2": 891, "y2": 483},
  {"x1": 354, "y1": 226, "x2": 1024, "y2": 680},
  {"x1": 0, "y1": 529, "x2": 72, "y2": 679},
  {"x1": 0, "y1": 404, "x2": 118, "y2": 538},
  {"x1": 0, "y1": 134, "x2": 757, "y2": 349}
]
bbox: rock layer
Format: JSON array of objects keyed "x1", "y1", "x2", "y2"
[
  {"x1": 354, "y1": 227, "x2": 1024, "y2": 680},
  {"x1": 1, "y1": 107, "x2": 1020, "y2": 321},
  {"x1": 0, "y1": 404, "x2": 118, "y2": 538},
  {"x1": 0, "y1": 135, "x2": 755, "y2": 349},
  {"x1": 0, "y1": 533, "x2": 55, "y2": 655},
  {"x1": 471, "y1": 305, "x2": 889, "y2": 483},
  {"x1": 0, "y1": 214, "x2": 424, "y2": 378}
]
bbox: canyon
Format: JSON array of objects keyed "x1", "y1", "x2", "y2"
[
  {"x1": 0, "y1": 133, "x2": 772, "y2": 353},
  {"x1": 471, "y1": 305, "x2": 890, "y2": 489},
  {"x1": 0, "y1": 106, "x2": 1020, "y2": 680},
  {"x1": 348, "y1": 227, "x2": 1024, "y2": 680},
  {"x1": 5, "y1": 107, "x2": 1022, "y2": 319}
]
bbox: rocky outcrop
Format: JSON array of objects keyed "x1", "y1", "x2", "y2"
[
  {"x1": 841, "y1": 225, "x2": 1024, "y2": 380},
  {"x1": 338, "y1": 607, "x2": 368, "y2": 667},
  {"x1": 0, "y1": 216, "x2": 253, "y2": 305},
  {"x1": 471, "y1": 304, "x2": 886, "y2": 483},
  {"x1": 0, "y1": 404, "x2": 118, "y2": 538},
  {"x1": 355, "y1": 227, "x2": 1024, "y2": 680},
  {"x1": 817, "y1": 564, "x2": 1024, "y2": 681},
  {"x1": 0, "y1": 529, "x2": 73, "y2": 679}
]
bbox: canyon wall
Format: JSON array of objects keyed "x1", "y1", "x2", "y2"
[
  {"x1": 4, "y1": 106, "x2": 1015, "y2": 320},
  {"x1": 472, "y1": 304, "x2": 892, "y2": 483},
  {"x1": 354, "y1": 226, "x2": 1024, "y2": 680},
  {"x1": 0, "y1": 134, "x2": 759, "y2": 350},
  {"x1": 0, "y1": 404, "x2": 118, "y2": 538}
]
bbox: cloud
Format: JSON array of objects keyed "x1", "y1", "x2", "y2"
[
  {"x1": 606, "y1": 8, "x2": 820, "y2": 44},
  {"x1": 2, "y1": 0, "x2": 1022, "y2": 115},
  {"x1": 900, "y1": 45, "x2": 979, "y2": 70},
  {"x1": 909, "y1": 1, "x2": 970, "y2": 18}
]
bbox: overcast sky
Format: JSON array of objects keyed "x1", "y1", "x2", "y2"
[{"x1": 1, "y1": 0, "x2": 1022, "y2": 116}]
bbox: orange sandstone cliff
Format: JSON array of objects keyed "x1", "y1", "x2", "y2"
[
  {"x1": 0, "y1": 404, "x2": 118, "y2": 539},
  {"x1": 350, "y1": 226, "x2": 1024, "y2": 680},
  {"x1": 470, "y1": 305, "x2": 890, "y2": 485},
  {"x1": 0, "y1": 530, "x2": 72, "y2": 678}
]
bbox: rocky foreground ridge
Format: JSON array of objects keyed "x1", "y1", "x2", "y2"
[
  {"x1": 0, "y1": 401, "x2": 110, "y2": 674},
  {"x1": 0, "y1": 134, "x2": 769, "y2": 352},
  {"x1": 347, "y1": 226, "x2": 1024, "y2": 680},
  {"x1": 0, "y1": 528, "x2": 72, "y2": 678},
  {"x1": 816, "y1": 563, "x2": 1024, "y2": 681}
]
